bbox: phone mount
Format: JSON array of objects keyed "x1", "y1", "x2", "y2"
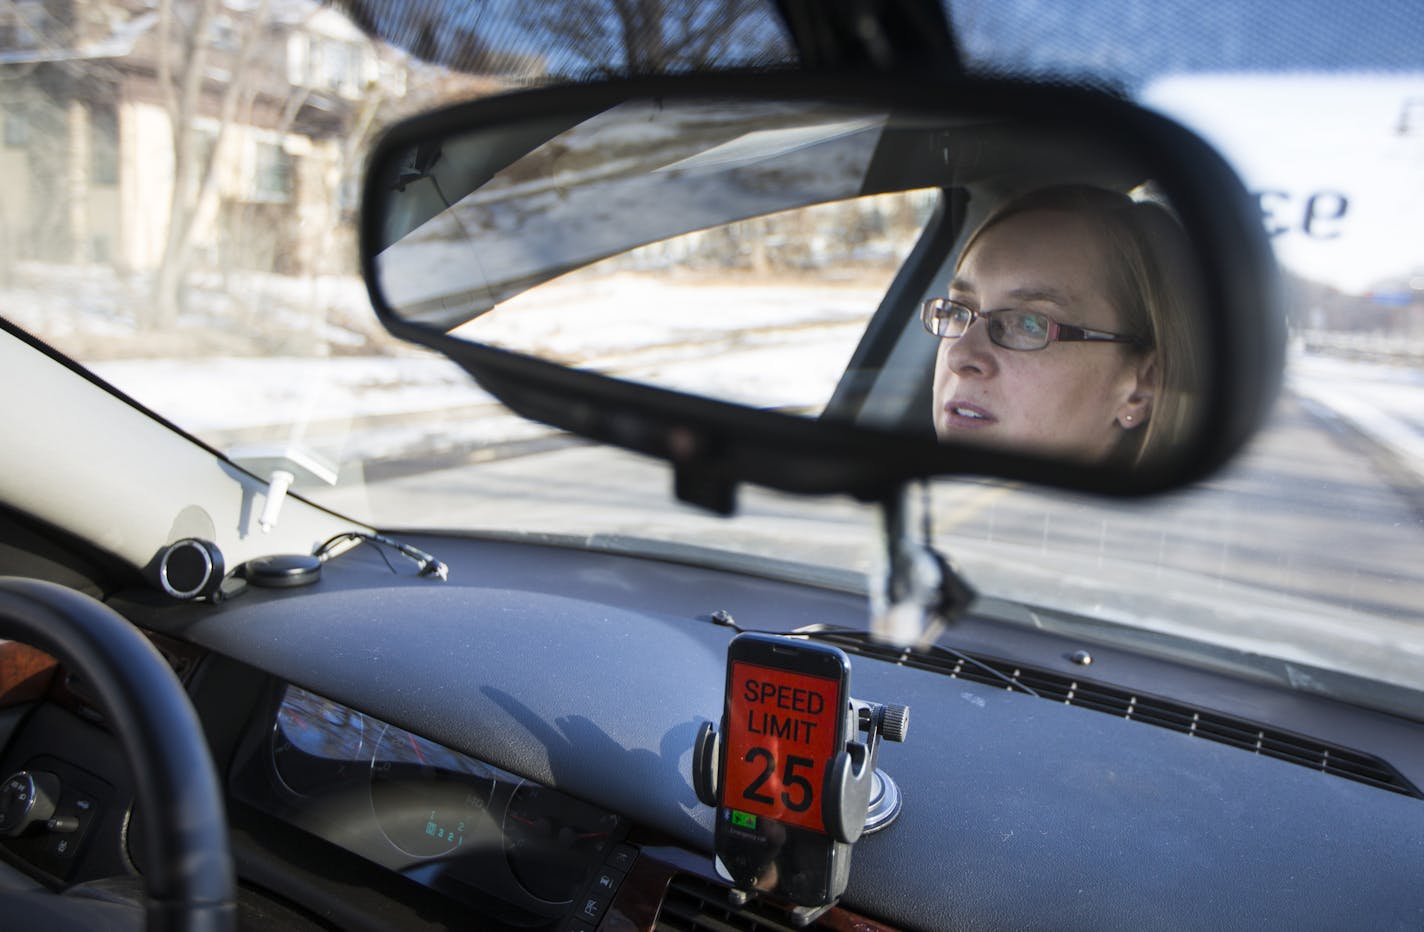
[{"x1": 692, "y1": 696, "x2": 909, "y2": 925}]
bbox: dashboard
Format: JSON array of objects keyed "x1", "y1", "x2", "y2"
[{"x1": 2, "y1": 529, "x2": 1424, "y2": 929}]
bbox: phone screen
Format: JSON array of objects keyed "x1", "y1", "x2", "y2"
[{"x1": 716, "y1": 636, "x2": 849, "y2": 905}]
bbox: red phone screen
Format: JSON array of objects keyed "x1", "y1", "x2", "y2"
[{"x1": 725, "y1": 660, "x2": 842, "y2": 833}]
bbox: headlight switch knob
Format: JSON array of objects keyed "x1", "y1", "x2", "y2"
[{"x1": 0, "y1": 770, "x2": 60, "y2": 837}]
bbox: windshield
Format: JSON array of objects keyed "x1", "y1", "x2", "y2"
[{"x1": 2, "y1": 0, "x2": 1420, "y2": 698}]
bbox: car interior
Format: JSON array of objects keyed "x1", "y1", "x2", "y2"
[{"x1": 0, "y1": 1, "x2": 1421, "y2": 931}]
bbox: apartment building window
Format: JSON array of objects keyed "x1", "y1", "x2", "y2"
[
  {"x1": 252, "y1": 141, "x2": 292, "y2": 202},
  {"x1": 288, "y1": 33, "x2": 373, "y2": 99},
  {"x1": 90, "y1": 103, "x2": 118, "y2": 185}
]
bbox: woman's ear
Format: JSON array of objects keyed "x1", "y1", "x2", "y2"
[{"x1": 1117, "y1": 352, "x2": 1156, "y2": 430}]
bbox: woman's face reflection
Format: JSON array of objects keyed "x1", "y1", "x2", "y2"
[{"x1": 932, "y1": 208, "x2": 1154, "y2": 462}]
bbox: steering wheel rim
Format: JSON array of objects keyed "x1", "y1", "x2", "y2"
[{"x1": 0, "y1": 578, "x2": 236, "y2": 931}]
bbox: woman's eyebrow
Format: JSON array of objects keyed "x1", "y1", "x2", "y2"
[
  {"x1": 948, "y1": 281, "x2": 1073, "y2": 306},
  {"x1": 1006, "y1": 286, "x2": 1071, "y2": 306}
]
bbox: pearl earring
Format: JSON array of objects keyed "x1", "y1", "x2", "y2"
[{"x1": 1123, "y1": 415, "x2": 1133, "y2": 424}]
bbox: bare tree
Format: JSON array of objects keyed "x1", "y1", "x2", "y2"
[
  {"x1": 515, "y1": 0, "x2": 788, "y2": 78},
  {"x1": 335, "y1": 0, "x2": 698, "y2": 112},
  {"x1": 149, "y1": 0, "x2": 275, "y2": 329},
  {"x1": 148, "y1": 0, "x2": 419, "y2": 331}
]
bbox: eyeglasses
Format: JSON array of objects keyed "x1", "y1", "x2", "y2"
[{"x1": 920, "y1": 297, "x2": 1145, "y2": 352}]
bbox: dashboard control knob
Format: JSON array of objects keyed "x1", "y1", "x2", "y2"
[{"x1": 0, "y1": 771, "x2": 60, "y2": 837}]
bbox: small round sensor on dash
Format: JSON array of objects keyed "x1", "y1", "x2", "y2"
[
  {"x1": 158, "y1": 538, "x2": 225, "y2": 601},
  {"x1": 244, "y1": 554, "x2": 322, "y2": 589}
]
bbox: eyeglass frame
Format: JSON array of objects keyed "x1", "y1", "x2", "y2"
[{"x1": 920, "y1": 297, "x2": 1147, "y2": 352}]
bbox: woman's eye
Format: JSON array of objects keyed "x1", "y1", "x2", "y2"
[{"x1": 1017, "y1": 313, "x2": 1048, "y2": 337}]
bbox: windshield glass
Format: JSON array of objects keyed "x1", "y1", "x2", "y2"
[{"x1": 2, "y1": 0, "x2": 1420, "y2": 697}]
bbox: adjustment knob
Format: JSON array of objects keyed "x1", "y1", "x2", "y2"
[
  {"x1": 0, "y1": 771, "x2": 60, "y2": 837},
  {"x1": 879, "y1": 704, "x2": 910, "y2": 743}
]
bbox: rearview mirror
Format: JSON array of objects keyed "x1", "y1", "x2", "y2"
[{"x1": 361, "y1": 73, "x2": 1283, "y2": 510}]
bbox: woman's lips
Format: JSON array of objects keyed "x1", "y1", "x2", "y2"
[{"x1": 942, "y1": 400, "x2": 997, "y2": 429}]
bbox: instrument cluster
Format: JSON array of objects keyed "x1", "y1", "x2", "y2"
[{"x1": 233, "y1": 685, "x2": 628, "y2": 925}]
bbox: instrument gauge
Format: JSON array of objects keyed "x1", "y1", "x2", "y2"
[
  {"x1": 503, "y1": 782, "x2": 625, "y2": 903},
  {"x1": 271, "y1": 686, "x2": 367, "y2": 795},
  {"x1": 369, "y1": 723, "x2": 496, "y2": 860}
]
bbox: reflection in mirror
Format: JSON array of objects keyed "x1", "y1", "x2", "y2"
[
  {"x1": 371, "y1": 96, "x2": 1207, "y2": 468},
  {"x1": 928, "y1": 185, "x2": 1205, "y2": 467},
  {"x1": 454, "y1": 191, "x2": 937, "y2": 417}
]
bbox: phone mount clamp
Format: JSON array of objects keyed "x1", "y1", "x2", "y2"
[{"x1": 693, "y1": 696, "x2": 909, "y2": 926}]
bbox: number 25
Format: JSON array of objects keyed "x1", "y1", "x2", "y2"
[{"x1": 742, "y1": 748, "x2": 815, "y2": 812}]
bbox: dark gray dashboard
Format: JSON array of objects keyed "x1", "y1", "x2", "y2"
[{"x1": 117, "y1": 533, "x2": 1424, "y2": 930}]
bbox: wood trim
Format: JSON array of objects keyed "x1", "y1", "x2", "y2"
[
  {"x1": 609, "y1": 834, "x2": 902, "y2": 930},
  {"x1": 0, "y1": 640, "x2": 58, "y2": 707}
]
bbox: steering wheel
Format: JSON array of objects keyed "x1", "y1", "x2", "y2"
[{"x1": 0, "y1": 578, "x2": 236, "y2": 931}]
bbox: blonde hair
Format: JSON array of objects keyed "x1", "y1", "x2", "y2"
[{"x1": 959, "y1": 186, "x2": 1204, "y2": 466}]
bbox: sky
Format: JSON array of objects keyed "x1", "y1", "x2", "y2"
[{"x1": 1143, "y1": 73, "x2": 1424, "y2": 295}]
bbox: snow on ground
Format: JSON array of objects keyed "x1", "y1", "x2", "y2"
[
  {"x1": 1, "y1": 262, "x2": 396, "y2": 359},
  {"x1": 87, "y1": 354, "x2": 555, "y2": 473},
  {"x1": 3, "y1": 262, "x2": 554, "y2": 470},
  {"x1": 471, "y1": 272, "x2": 882, "y2": 356},
  {"x1": 1288, "y1": 350, "x2": 1424, "y2": 483},
  {"x1": 64, "y1": 270, "x2": 888, "y2": 461},
  {"x1": 89, "y1": 356, "x2": 495, "y2": 432},
  {"x1": 467, "y1": 272, "x2": 884, "y2": 410}
]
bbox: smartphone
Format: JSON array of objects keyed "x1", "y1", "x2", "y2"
[{"x1": 714, "y1": 633, "x2": 852, "y2": 906}]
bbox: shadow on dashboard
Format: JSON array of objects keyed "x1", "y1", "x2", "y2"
[{"x1": 482, "y1": 686, "x2": 707, "y2": 834}]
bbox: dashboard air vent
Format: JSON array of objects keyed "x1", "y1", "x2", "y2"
[
  {"x1": 813, "y1": 632, "x2": 1423, "y2": 800},
  {"x1": 655, "y1": 875, "x2": 806, "y2": 931}
]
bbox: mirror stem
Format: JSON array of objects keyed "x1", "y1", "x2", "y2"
[{"x1": 870, "y1": 483, "x2": 974, "y2": 646}]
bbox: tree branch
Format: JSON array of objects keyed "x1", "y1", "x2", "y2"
[{"x1": 155, "y1": 0, "x2": 178, "y2": 127}]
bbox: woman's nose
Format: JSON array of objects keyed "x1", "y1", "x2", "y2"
[{"x1": 940, "y1": 319, "x2": 998, "y2": 377}]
